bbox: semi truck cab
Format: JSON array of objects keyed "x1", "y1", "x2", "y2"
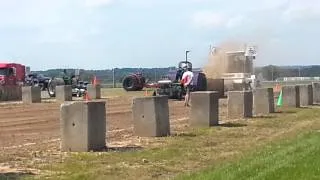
[{"x1": 0, "y1": 63, "x2": 26, "y2": 85}]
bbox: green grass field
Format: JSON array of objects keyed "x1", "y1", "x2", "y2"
[
  {"x1": 177, "y1": 130, "x2": 320, "y2": 180},
  {"x1": 20, "y1": 107, "x2": 320, "y2": 180}
]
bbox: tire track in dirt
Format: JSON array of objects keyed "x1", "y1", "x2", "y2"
[
  {"x1": 0, "y1": 98, "x2": 191, "y2": 148},
  {"x1": 0, "y1": 99, "x2": 133, "y2": 147}
]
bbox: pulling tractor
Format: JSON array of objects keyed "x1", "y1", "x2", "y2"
[
  {"x1": 121, "y1": 61, "x2": 208, "y2": 100},
  {"x1": 155, "y1": 61, "x2": 207, "y2": 99}
]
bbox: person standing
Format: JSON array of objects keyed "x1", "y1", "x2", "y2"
[{"x1": 181, "y1": 67, "x2": 194, "y2": 107}]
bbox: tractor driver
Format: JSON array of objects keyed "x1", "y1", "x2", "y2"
[
  {"x1": 61, "y1": 69, "x2": 70, "y2": 84},
  {"x1": 175, "y1": 67, "x2": 184, "y2": 82},
  {"x1": 181, "y1": 65, "x2": 194, "y2": 107}
]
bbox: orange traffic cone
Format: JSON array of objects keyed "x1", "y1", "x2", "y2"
[
  {"x1": 274, "y1": 84, "x2": 281, "y2": 93},
  {"x1": 91, "y1": 76, "x2": 96, "y2": 86},
  {"x1": 84, "y1": 92, "x2": 91, "y2": 101}
]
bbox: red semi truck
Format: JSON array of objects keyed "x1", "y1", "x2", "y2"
[{"x1": 0, "y1": 63, "x2": 26, "y2": 85}]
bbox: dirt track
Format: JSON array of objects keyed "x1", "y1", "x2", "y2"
[
  {"x1": 0, "y1": 97, "x2": 190, "y2": 147},
  {"x1": 0, "y1": 96, "x2": 228, "y2": 167}
]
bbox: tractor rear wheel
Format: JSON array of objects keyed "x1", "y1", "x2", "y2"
[
  {"x1": 47, "y1": 78, "x2": 65, "y2": 97},
  {"x1": 122, "y1": 76, "x2": 137, "y2": 91},
  {"x1": 47, "y1": 80, "x2": 56, "y2": 97},
  {"x1": 196, "y1": 72, "x2": 207, "y2": 91}
]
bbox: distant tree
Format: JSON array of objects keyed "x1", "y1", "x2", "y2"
[{"x1": 261, "y1": 65, "x2": 280, "y2": 81}]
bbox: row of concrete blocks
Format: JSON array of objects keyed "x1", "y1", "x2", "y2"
[
  {"x1": 60, "y1": 82, "x2": 320, "y2": 152},
  {"x1": 59, "y1": 90, "x2": 267, "y2": 152},
  {"x1": 228, "y1": 82, "x2": 320, "y2": 118},
  {"x1": 279, "y1": 83, "x2": 320, "y2": 108},
  {"x1": 21, "y1": 85, "x2": 101, "y2": 103},
  {"x1": 61, "y1": 97, "x2": 171, "y2": 152}
]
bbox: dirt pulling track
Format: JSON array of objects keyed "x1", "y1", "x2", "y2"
[
  {"x1": 0, "y1": 97, "x2": 138, "y2": 148},
  {"x1": 0, "y1": 96, "x2": 228, "y2": 149},
  {"x1": 0, "y1": 95, "x2": 229, "y2": 173}
]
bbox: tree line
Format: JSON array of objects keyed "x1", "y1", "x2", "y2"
[
  {"x1": 33, "y1": 67, "x2": 175, "y2": 84},
  {"x1": 33, "y1": 65, "x2": 320, "y2": 84},
  {"x1": 255, "y1": 65, "x2": 320, "y2": 81}
]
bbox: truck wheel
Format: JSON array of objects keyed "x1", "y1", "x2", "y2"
[
  {"x1": 47, "y1": 78, "x2": 65, "y2": 98},
  {"x1": 47, "y1": 80, "x2": 56, "y2": 97}
]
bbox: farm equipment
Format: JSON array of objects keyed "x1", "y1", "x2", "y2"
[
  {"x1": 25, "y1": 73, "x2": 51, "y2": 90},
  {"x1": 155, "y1": 61, "x2": 207, "y2": 99},
  {"x1": 47, "y1": 69, "x2": 88, "y2": 97},
  {"x1": 122, "y1": 72, "x2": 146, "y2": 91},
  {"x1": 0, "y1": 63, "x2": 54, "y2": 92},
  {"x1": 121, "y1": 60, "x2": 207, "y2": 99}
]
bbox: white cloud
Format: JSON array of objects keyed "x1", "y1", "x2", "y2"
[
  {"x1": 252, "y1": 0, "x2": 288, "y2": 11},
  {"x1": 191, "y1": 11, "x2": 225, "y2": 29},
  {"x1": 189, "y1": 0, "x2": 223, "y2": 3},
  {"x1": 37, "y1": 30, "x2": 81, "y2": 44},
  {"x1": 0, "y1": 0, "x2": 110, "y2": 44},
  {"x1": 0, "y1": 0, "x2": 115, "y2": 28},
  {"x1": 282, "y1": 0, "x2": 320, "y2": 22},
  {"x1": 226, "y1": 15, "x2": 246, "y2": 29},
  {"x1": 84, "y1": 0, "x2": 115, "y2": 8},
  {"x1": 191, "y1": 10, "x2": 249, "y2": 29},
  {"x1": 0, "y1": 0, "x2": 66, "y2": 27}
]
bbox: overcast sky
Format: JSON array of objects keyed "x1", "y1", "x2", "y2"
[{"x1": 0, "y1": 0, "x2": 319, "y2": 70}]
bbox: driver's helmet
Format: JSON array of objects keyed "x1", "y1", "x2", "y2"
[{"x1": 181, "y1": 63, "x2": 188, "y2": 70}]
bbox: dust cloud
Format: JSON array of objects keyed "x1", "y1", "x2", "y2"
[{"x1": 203, "y1": 40, "x2": 247, "y2": 79}]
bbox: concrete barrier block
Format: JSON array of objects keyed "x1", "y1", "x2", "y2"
[
  {"x1": 282, "y1": 85, "x2": 300, "y2": 108},
  {"x1": 56, "y1": 85, "x2": 72, "y2": 101},
  {"x1": 87, "y1": 84, "x2": 101, "y2": 99},
  {"x1": 22, "y1": 86, "x2": 41, "y2": 103},
  {"x1": 0, "y1": 85, "x2": 22, "y2": 101},
  {"x1": 312, "y1": 82, "x2": 320, "y2": 104},
  {"x1": 132, "y1": 96, "x2": 170, "y2": 137},
  {"x1": 60, "y1": 101, "x2": 106, "y2": 152},
  {"x1": 206, "y1": 79, "x2": 224, "y2": 98},
  {"x1": 298, "y1": 84, "x2": 313, "y2": 106},
  {"x1": 190, "y1": 91, "x2": 219, "y2": 127},
  {"x1": 227, "y1": 91, "x2": 253, "y2": 119},
  {"x1": 253, "y1": 88, "x2": 274, "y2": 115},
  {"x1": 15, "y1": 85, "x2": 23, "y2": 101}
]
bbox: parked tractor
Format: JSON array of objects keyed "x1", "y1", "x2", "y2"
[
  {"x1": 47, "y1": 69, "x2": 88, "y2": 97},
  {"x1": 122, "y1": 72, "x2": 145, "y2": 91}
]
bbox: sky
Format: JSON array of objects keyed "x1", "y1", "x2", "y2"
[{"x1": 0, "y1": 0, "x2": 320, "y2": 70}]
